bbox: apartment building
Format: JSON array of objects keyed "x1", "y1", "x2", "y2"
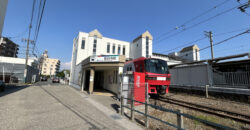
[
  {"x1": 0, "y1": 37, "x2": 19, "y2": 57},
  {"x1": 40, "y1": 50, "x2": 60, "y2": 76}
]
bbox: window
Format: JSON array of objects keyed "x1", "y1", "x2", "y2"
[
  {"x1": 146, "y1": 36, "x2": 149, "y2": 58},
  {"x1": 118, "y1": 46, "x2": 121, "y2": 55},
  {"x1": 123, "y1": 46, "x2": 125, "y2": 55},
  {"x1": 44, "y1": 71, "x2": 46, "y2": 73},
  {"x1": 93, "y1": 36, "x2": 97, "y2": 55},
  {"x1": 112, "y1": 44, "x2": 116, "y2": 54},
  {"x1": 81, "y1": 39, "x2": 85, "y2": 49},
  {"x1": 107, "y1": 43, "x2": 110, "y2": 53}
]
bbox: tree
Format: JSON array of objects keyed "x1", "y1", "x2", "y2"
[{"x1": 56, "y1": 69, "x2": 70, "y2": 78}]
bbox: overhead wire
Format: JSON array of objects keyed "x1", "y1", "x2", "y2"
[
  {"x1": 154, "y1": 2, "x2": 248, "y2": 44},
  {"x1": 154, "y1": 27, "x2": 250, "y2": 54},
  {"x1": 176, "y1": 29, "x2": 250, "y2": 59},
  {"x1": 32, "y1": 0, "x2": 47, "y2": 57},
  {"x1": 154, "y1": 0, "x2": 230, "y2": 41}
]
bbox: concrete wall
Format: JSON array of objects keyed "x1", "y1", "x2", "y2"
[
  {"x1": 0, "y1": 0, "x2": 8, "y2": 37},
  {"x1": 170, "y1": 64, "x2": 209, "y2": 86}
]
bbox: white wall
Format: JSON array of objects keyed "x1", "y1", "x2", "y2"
[
  {"x1": 103, "y1": 68, "x2": 120, "y2": 94},
  {"x1": 0, "y1": 0, "x2": 8, "y2": 37},
  {"x1": 130, "y1": 39, "x2": 142, "y2": 59},
  {"x1": 179, "y1": 50, "x2": 200, "y2": 61},
  {"x1": 0, "y1": 56, "x2": 36, "y2": 66}
]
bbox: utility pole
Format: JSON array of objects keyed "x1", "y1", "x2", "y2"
[
  {"x1": 23, "y1": 0, "x2": 36, "y2": 83},
  {"x1": 205, "y1": 31, "x2": 214, "y2": 60},
  {"x1": 2, "y1": 65, "x2": 5, "y2": 82},
  {"x1": 22, "y1": 38, "x2": 34, "y2": 83}
]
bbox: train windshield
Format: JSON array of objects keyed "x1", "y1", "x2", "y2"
[{"x1": 145, "y1": 59, "x2": 169, "y2": 74}]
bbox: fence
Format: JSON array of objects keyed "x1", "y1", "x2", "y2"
[
  {"x1": 213, "y1": 71, "x2": 250, "y2": 87},
  {"x1": 120, "y1": 83, "x2": 234, "y2": 130}
]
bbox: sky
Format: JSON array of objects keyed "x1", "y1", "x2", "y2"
[{"x1": 2, "y1": 0, "x2": 250, "y2": 70}]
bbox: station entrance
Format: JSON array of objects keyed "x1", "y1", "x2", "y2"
[{"x1": 80, "y1": 55, "x2": 126, "y2": 95}]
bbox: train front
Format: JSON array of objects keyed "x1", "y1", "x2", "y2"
[{"x1": 144, "y1": 58, "x2": 171, "y2": 95}]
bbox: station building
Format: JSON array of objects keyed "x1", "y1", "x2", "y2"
[{"x1": 70, "y1": 29, "x2": 200, "y2": 94}]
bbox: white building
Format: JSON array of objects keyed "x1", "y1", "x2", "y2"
[
  {"x1": 40, "y1": 50, "x2": 60, "y2": 76},
  {"x1": 0, "y1": 0, "x2": 8, "y2": 37},
  {"x1": 168, "y1": 44, "x2": 200, "y2": 62},
  {"x1": 70, "y1": 29, "x2": 155, "y2": 93},
  {"x1": 70, "y1": 29, "x2": 198, "y2": 94},
  {"x1": 0, "y1": 56, "x2": 39, "y2": 83}
]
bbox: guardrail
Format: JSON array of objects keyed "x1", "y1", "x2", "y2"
[{"x1": 120, "y1": 83, "x2": 235, "y2": 130}]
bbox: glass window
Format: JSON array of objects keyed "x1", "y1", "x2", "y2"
[
  {"x1": 146, "y1": 37, "x2": 149, "y2": 58},
  {"x1": 118, "y1": 46, "x2": 121, "y2": 54},
  {"x1": 107, "y1": 43, "x2": 110, "y2": 53},
  {"x1": 112, "y1": 44, "x2": 115, "y2": 54},
  {"x1": 93, "y1": 37, "x2": 97, "y2": 55},
  {"x1": 81, "y1": 39, "x2": 85, "y2": 49},
  {"x1": 123, "y1": 46, "x2": 125, "y2": 55},
  {"x1": 145, "y1": 59, "x2": 169, "y2": 74}
]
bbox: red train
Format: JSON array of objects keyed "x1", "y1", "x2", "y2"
[{"x1": 123, "y1": 57, "x2": 171, "y2": 95}]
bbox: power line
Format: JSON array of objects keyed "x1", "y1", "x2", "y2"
[
  {"x1": 154, "y1": 27, "x2": 250, "y2": 54},
  {"x1": 154, "y1": 2, "x2": 247, "y2": 44},
  {"x1": 237, "y1": 0, "x2": 250, "y2": 16},
  {"x1": 33, "y1": 0, "x2": 43, "y2": 42},
  {"x1": 213, "y1": 27, "x2": 250, "y2": 36},
  {"x1": 154, "y1": 0, "x2": 229, "y2": 41},
  {"x1": 32, "y1": 0, "x2": 47, "y2": 57},
  {"x1": 155, "y1": 36, "x2": 207, "y2": 53},
  {"x1": 177, "y1": 29, "x2": 250, "y2": 59}
]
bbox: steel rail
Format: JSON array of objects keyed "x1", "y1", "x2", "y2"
[{"x1": 157, "y1": 96, "x2": 250, "y2": 124}]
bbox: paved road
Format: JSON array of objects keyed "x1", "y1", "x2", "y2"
[{"x1": 0, "y1": 82, "x2": 140, "y2": 130}]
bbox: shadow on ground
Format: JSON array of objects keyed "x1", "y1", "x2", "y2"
[{"x1": 0, "y1": 85, "x2": 29, "y2": 97}]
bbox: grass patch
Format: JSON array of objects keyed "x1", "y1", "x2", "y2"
[{"x1": 194, "y1": 114, "x2": 218, "y2": 125}]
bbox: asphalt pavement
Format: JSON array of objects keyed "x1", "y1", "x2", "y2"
[{"x1": 0, "y1": 81, "x2": 142, "y2": 130}]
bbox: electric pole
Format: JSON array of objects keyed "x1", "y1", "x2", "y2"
[
  {"x1": 205, "y1": 31, "x2": 214, "y2": 60},
  {"x1": 23, "y1": 0, "x2": 36, "y2": 83},
  {"x1": 22, "y1": 38, "x2": 34, "y2": 83}
]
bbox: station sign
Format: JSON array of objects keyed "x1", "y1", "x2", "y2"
[{"x1": 90, "y1": 55, "x2": 119, "y2": 62}]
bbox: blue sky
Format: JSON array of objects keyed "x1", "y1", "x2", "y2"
[{"x1": 3, "y1": 0, "x2": 250, "y2": 69}]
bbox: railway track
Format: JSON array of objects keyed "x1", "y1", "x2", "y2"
[{"x1": 153, "y1": 96, "x2": 250, "y2": 124}]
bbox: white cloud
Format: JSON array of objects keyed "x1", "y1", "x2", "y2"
[{"x1": 61, "y1": 61, "x2": 71, "y2": 70}]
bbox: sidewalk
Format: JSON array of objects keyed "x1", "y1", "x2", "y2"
[
  {"x1": 69, "y1": 86, "x2": 143, "y2": 130},
  {"x1": 0, "y1": 83, "x2": 143, "y2": 130}
]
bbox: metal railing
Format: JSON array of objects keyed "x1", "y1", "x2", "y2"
[
  {"x1": 120, "y1": 83, "x2": 234, "y2": 130},
  {"x1": 213, "y1": 71, "x2": 250, "y2": 87}
]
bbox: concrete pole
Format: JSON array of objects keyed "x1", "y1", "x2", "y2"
[
  {"x1": 3, "y1": 65, "x2": 5, "y2": 82},
  {"x1": 88, "y1": 68, "x2": 95, "y2": 94},
  {"x1": 24, "y1": 0, "x2": 36, "y2": 83},
  {"x1": 209, "y1": 31, "x2": 214, "y2": 60}
]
